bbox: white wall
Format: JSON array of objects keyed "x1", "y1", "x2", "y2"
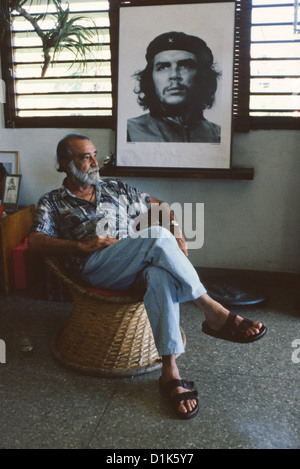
[{"x1": 1, "y1": 103, "x2": 299, "y2": 273}]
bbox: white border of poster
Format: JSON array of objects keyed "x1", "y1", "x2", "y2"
[{"x1": 116, "y1": 1, "x2": 235, "y2": 169}]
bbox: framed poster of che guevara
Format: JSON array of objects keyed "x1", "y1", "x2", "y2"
[{"x1": 115, "y1": 0, "x2": 235, "y2": 170}]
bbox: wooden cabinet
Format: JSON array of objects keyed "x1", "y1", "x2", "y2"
[{"x1": 0, "y1": 205, "x2": 35, "y2": 294}]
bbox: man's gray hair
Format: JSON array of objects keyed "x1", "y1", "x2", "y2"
[{"x1": 56, "y1": 133, "x2": 90, "y2": 172}]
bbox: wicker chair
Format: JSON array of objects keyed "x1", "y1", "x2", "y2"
[{"x1": 45, "y1": 256, "x2": 185, "y2": 378}]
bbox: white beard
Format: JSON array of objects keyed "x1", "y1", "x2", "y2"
[{"x1": 68, "y1": 160, "x2": 101, "y2": 186}]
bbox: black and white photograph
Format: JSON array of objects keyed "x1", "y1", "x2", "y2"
[
  {"x1": 3, "y1": 174, "x2": 22, "y2": 211},
  {"x1": 116, "y1": 1, "x2": 235, "y2": 168}
]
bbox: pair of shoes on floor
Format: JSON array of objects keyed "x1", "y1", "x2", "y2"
[
  {"x1": 202, "y1": 312, "x2": 267, "y2": 343},
  {"x1": 159, "y1": 378, "x2": 199, "y2": 420}
]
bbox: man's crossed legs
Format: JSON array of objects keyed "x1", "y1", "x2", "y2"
[{"x1": 80, "y1": 226, "x2": 265, "y2": 418}]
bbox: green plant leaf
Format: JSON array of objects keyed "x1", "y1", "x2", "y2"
[{"x1": 1, "y1": 0, "x2": 101, "y2": 77}]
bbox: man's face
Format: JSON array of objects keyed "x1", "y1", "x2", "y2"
[
  {"x1": 68, "y1": 138, "x2": 100, "y2": 185},
  {"x1": 152, "y1": 50, "x2": 198, "y2": 109}
]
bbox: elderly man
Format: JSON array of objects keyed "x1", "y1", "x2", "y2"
[
  {"x1": 29, "y1": 134, "x2": 266, "y2": 420},
  {"x1": 127, "y1": 31, "x2": 221, "y2": 143}
]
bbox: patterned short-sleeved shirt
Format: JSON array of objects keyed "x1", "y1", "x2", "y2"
[{"x1": 31, "y1": 178, "x2": 151, "y2": 272}]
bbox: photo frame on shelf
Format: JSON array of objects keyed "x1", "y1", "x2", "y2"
[
  {"x1": 3, "y1": 174, "x2": 22, "y2": 213},
  {"x1": 0, "y1": 152, "x2": 20, "y2": 204},
  {"x1": 115, "y1": 0, "x2": 235, "y2": 170}
]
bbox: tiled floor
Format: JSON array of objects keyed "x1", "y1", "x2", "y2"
[{"x1": 0, "y1": 270, "x2": 299, "y2": 449}]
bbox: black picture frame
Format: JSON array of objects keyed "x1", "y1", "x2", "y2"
[
  {"x1": 115, "y1": 0, "x2": 235, "y2": 170},
  {"x1": 3, "y1": 174, "x2": 22, "y2": 213}
]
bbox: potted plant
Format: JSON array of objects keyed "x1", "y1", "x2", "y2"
[{"x1": 0, "y1": 0, "x2": 98, "y2": 77}]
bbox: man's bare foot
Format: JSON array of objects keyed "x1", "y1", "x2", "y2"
[
  {"x1": 160, "y1": 356, "x2": 198, "y2": 417},
  {"x1": 194, "y1": 293, "x2": 263, "y2": 338}
]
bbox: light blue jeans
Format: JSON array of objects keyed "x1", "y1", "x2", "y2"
[{"x1": 80, "y1": 226, "x2": 207, "y2": 356}]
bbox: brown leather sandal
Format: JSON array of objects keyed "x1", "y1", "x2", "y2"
[
  {"x1": 159, "y1": 378, "x2": 199, "y2": 420},
  {"x1": 202, "y1": 312, "x2": 267, "y2": 343}
]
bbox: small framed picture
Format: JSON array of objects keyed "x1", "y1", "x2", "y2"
[{"x1": 3, "y1": 174, "x2": 22, "y2": 213}]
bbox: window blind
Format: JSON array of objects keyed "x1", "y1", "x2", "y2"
[{"x1": 1, "y1": 0, "x2": 113, "y2": 128}]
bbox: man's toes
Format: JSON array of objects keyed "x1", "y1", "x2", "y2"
[
  {"x1": 187, "y1": 399, "x2": 197, "y2": 411},
  {"x1": 181, "y1": 399, "x2": 197, "y2": 414},
  {"x1": 178, "y1": 401, "x2": 188, "y2": 414},
  {"x1": 247, "y1": 322, "x2": 263, "y2": 336}
]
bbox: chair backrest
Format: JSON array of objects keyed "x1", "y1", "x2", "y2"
[{"x1": 43, "y1": 256, "x2": 144, "y2": 304}]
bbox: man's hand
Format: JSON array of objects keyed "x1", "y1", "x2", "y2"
[
  {"x1": 28, "y1": 231, "x2": 117, "y2": 255},
  {"x1": 78, "y1": 236, "x2": 118, "y2": 254},
  {"x1": 149, "y1": 196, "x2": 189, "y2": 257}
]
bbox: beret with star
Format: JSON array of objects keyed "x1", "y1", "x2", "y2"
[{"x1": 145, "y1": 31, "x2": 213, "y2": 65}]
